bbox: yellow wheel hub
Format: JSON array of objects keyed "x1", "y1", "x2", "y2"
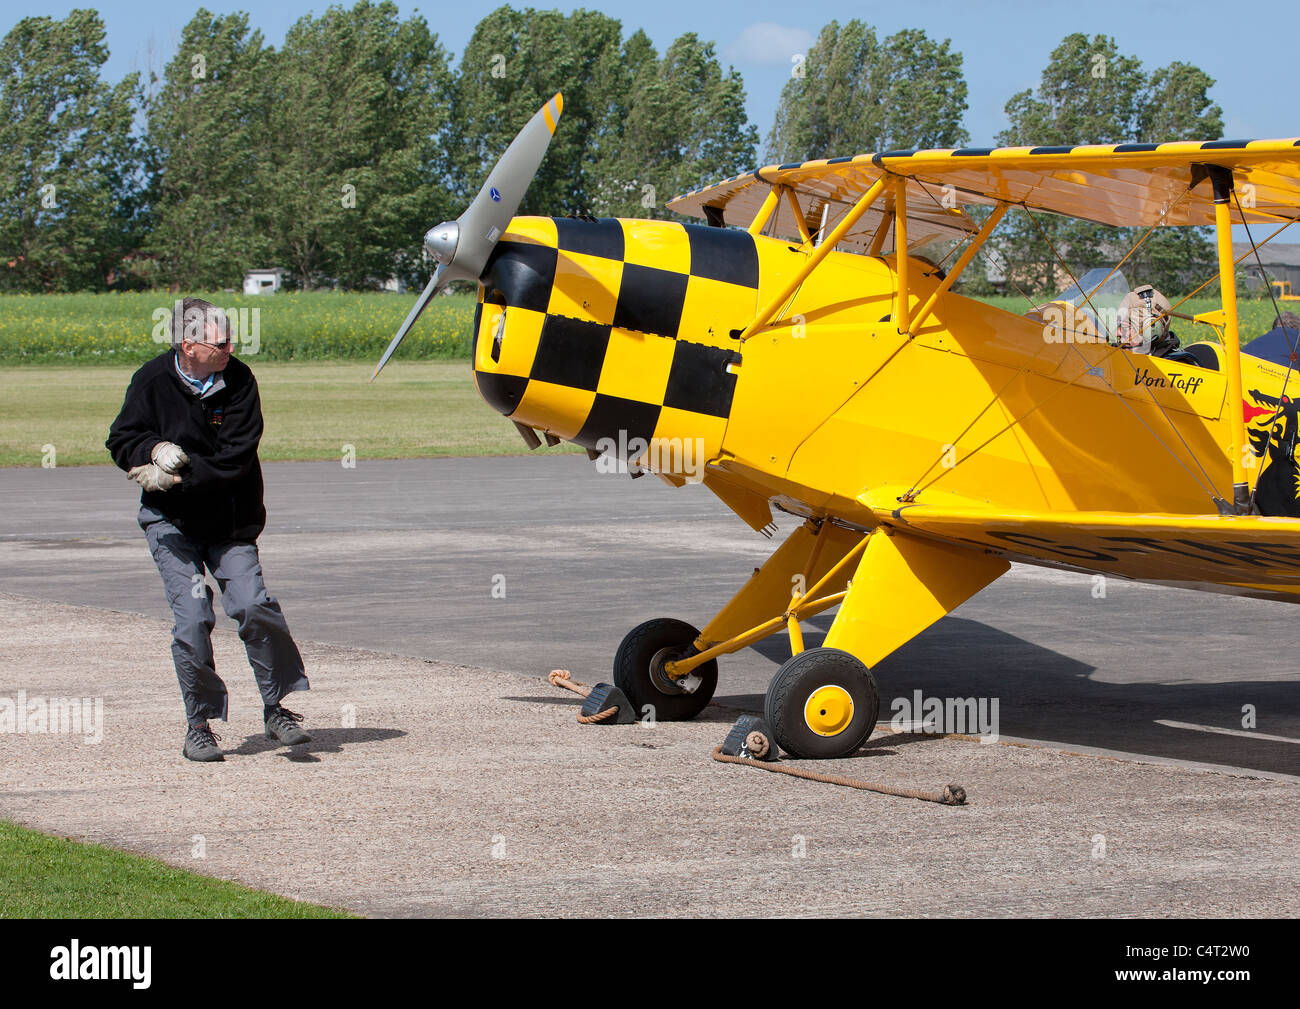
[{"x1": 804, "y1": 685, "x2": 854, "y2": 737}]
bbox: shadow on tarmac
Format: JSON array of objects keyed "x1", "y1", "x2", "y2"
[
  {"x1": 730, "y1": 614, "x2": 1300, "y2": 776},
  {"x1": 227, "y1": 726, "x2": 407, "y2": 762}
]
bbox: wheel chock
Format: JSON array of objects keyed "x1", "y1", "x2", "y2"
[
  {"x1": 720, "y1": 714, "x2": 779, "y2": 761},
  {"x1": 580, "y1": 683, "x2": 638, "y2": 724}
]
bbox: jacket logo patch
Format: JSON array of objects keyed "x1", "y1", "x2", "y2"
[{"x1": 210, "y1": 407, "x2": 224, "y2": 428}]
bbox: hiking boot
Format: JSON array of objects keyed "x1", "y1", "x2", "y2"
[
  {"x1": 183, "y1": 724, "x2": 224, "y2": 762},
  {"x1": 264, "y1": 706, "x2": 311, "y2": 745}
]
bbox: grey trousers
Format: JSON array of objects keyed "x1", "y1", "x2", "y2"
[{"x1": 141, "y1": 512, "x2": 308, "y2": 725}]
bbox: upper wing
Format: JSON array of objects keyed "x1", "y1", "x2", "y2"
[
  {"x1": 669, "y1": 138, "x2": 1300, "y2": 237},
  {"x1": 864, "y1": 489, "x2": 1300, "y2": 601},
  {"x1": 667, "y1": 164, "x2": 977, "y2": 253}
]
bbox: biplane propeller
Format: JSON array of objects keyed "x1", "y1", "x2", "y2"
[
  {"x1": 378, "y1": 94, "x2": 1300, "y2": 760},
  {"x1": 371, "y1": 93, "x2": 566, "y2": 381}
]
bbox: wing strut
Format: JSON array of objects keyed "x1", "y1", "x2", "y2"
[
  {"x1": 1209, "y1": 165, "x2": 1251, "y2": 513},
  {"x1": 894, "y1": 178, "x2": 910, "y2": 333},
  {"x1": 746, "y1": 187, "x2": 780, "y2": 236},
  {"x1": 906, "y1": 202, "x2": 1007, "y2": 336},
  {"x1": 738, "y1": 176, "x2": 888, "y2": 342}
]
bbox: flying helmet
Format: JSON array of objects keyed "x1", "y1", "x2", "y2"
[{"x1": 1115, "y1": 285, "x2": 1171, "y2": 352}]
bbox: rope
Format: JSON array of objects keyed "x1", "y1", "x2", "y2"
[
  {"x1": 552, "y1": 671, "x2": 965, "y2": 804},
  {"x1": 710, "y1": 745, "x2": 967, "y2": 805},
  {"x1": 548, "y1": 668, "x2": 621, "y2": 724},
  {"x1": 548, "y1": 668, "x2": 589, "y2": 697}
]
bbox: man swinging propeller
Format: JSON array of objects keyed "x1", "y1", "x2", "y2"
[{"x1": 107, "y1": 298, "x2": 311, "y2": 762}]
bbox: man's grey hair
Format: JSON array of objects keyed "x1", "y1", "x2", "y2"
[{"x1": 170, "y1": 297, "x2": 230, "y2": 349}]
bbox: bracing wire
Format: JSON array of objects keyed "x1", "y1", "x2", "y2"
[
  {"x1": 1022, "y1": 204, "x2": 1223, "y2": 500},
  {"x1": 908, "y1": 196, "x2": 1224, "y2": 506}
]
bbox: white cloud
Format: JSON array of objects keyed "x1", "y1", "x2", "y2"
[{"x1": 724, "y1": 22, "x2": 815, "y2": 66}]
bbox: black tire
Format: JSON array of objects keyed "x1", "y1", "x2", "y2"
[
  {"x1": 764, "y1": 647, "x2": 879, "y2": 759},
  {"x1": 613, "y1": 618, "x2": 717, "y2": 722}
]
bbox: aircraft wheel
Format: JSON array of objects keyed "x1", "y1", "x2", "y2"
[
  {"x1": 765, "y1": 648, "x2": 879, "y2": 759},
  {"x1": 613, "y1": 618, "x2": 717, "y2": 722}
]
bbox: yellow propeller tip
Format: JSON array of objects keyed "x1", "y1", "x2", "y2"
[{"x1": 543, "y1": 93, "x2": 563, "y2": 135}]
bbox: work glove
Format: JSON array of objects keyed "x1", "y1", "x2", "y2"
[
  {"x1": 127, "y1": 463, "x2": 181, "y2": 492},
  {"x1": 151, "y1": 441, "x2": 189, "y2": 473}
]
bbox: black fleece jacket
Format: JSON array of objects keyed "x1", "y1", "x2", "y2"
[{"x1": 106, "y1": 350, "x2": 266, "y2": 543}]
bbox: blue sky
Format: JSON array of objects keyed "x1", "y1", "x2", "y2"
[{"x1": 6, "y1": 0, "x2": 1297, "y2": 149}]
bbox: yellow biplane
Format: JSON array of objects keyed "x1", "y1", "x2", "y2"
[{"x1": 374, "y1": 94, "x2": 1300, "y2": 759}]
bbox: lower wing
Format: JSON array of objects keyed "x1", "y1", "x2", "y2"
[{"x1": 865, "y1": 488, "x2": 1300, "y2": 602}]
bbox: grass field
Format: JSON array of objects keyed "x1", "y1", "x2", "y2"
[
  {"x1": 1, "y1": 290, "x2": 1289, "y2": 365},
  {"x1": 0, "y1": 290, "x2": 477, "y2": 364},
  {"x1": 0, "y1": 360, "x2": 574, "y2": 467},
  {"x1": 975, "y1": 295, "x2": 1285, "y2": 342},
  {"x1": 0, "y1": 820, "x2": 353, "y2": 918}
]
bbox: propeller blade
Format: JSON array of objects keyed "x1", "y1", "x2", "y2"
[
  {"x1": 371, "y1": 92, "x2": 563, "y2": 379},
  {"x1": 370, "y1": 264, "x2": 445, "y2": 381},
  {"x1": 452, "y1": 92, "x2": 563, "y2": 281}
]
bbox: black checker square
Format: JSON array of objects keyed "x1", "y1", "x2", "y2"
[
  {"x1": 572, "y1": 394, "x2": 662, "y2": 454},
  {"x1": 481, "y1": 241, "x2": 558, "y2": 314},
  {"x1": 663, "y1": 341, "x2": 740, "y2": 419},
  {"x1": 684, "y1": 225, "x2": 759, "y2": 288},
  {"x1": 474, "y1": 370, "x2": 529, "y2": 418},
  {"x1": 554, "y1": 216, "x2": 625, "y2": 260},
  {"x1": 612, "y1": 263, "x2": 688, "y2": 338},
  {"x1": 530, "y1": 315, "x2": 611, "y2": 392}
]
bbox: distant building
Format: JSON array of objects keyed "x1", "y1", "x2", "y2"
[
  {"x1": 243, "y1": 268, "x2": 288, "y2": 295},
  {"x1": 1235, "y1": 243, "x2": 1300, "y2": 292}
]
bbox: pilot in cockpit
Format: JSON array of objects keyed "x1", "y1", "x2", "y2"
[{"x1": 1115, "y1": 285, "x2": 1199, "y2": 364}]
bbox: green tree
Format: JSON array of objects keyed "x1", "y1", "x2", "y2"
[
  {"x1": 877, "y1": 29, "x2": 969, "y2": 155},
  {"x1": 1138, "y1": 62, "x2": 1223, "y2": 143},
  {"x1": 994, "y1": 34, "x2": 1144, "y2": 296},
  {"x1": 597, "y1": 32, "x2": 757, "y2": 218},
  {"x1": 264, "y1": 1, "x2": 454, "y2": 289},
  {"x1": 766, "y1": 20, "x2": 969, "y2": 164},
  {"x1": 143, "y1": 9, "x2": 275, "y2": 289},
  {"x1": 997, "y1": 34, "x2": 1144, "y2": 148},
  {"x1": 992, "y1": 34, "x2": 1221, "y2": 298},
  {"x1": 1129, "y1": 62, "x2": 1223, "y2": 295},
  {"x1": 448, "y1": 6, "x2": 626, "y2": 215},
  {"x1": 0, "y1": 9, "x2": 141, "y2": 291}
]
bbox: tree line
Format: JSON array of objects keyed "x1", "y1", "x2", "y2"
[{"x1": 0, "y1": 6, "x2": 1224, "y2": 296}]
